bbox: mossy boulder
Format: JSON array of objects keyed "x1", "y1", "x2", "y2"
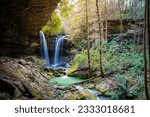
[
  {"x1": 78, "y1": 89, "x2": 97, "y2": 100},
  {"x1": 88, "y1": 84, "x2": 96, "y2": 89},
  {"x1": 44, "y1": 68, "x2": 66, "y2": 77},
  {"x1": 96, "y1": 81, "x2": 111, "y2": 96},
  {"x1": 67, "y1": 64, "x2": 89, "y2": 79}
]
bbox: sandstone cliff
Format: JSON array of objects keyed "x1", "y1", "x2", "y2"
[{"x1": 0, "y1": 0, "x2": 60, "y2": 56}]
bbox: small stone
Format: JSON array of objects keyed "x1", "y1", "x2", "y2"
[
  {"x1": 64, "y1": 93, "x2": 77, "y2": 100},
  {"x1": 18, "y1": 59, "x2": 27, "y2": 65},
  {"x1": 88, "y1": 84, "x2": 96, "y2": 89}
]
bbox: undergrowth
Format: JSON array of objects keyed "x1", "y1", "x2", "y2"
[{"x1": 69, "y1": 38, "x2": 144, "y2": 99}]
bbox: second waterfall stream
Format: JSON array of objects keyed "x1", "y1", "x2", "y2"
[{"x1": 39, "y1": 30, "x2": 68, "y2": 68}]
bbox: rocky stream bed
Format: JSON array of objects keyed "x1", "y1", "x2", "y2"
[{"x1": 0, "y1": 56, "x2": 141, "y2": 100}]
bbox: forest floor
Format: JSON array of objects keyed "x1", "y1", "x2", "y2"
[
  {"x1": 0, "y1": 53, "x2": 145, "y2": 100},
  {"x1": 0, "y1": 56, "x2": 113, "y2": 100}
]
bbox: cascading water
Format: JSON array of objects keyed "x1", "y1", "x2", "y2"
[
  {"x1": 53, "y1": 36, "x2": 67, "y2": 66},
  {"x1": 39, "y1": 30, "x2": 51, "y2": 67}
]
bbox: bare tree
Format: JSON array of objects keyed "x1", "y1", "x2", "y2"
[
  {"x1": 104, "y1": 0, "x2": 108, "y2": 40},
  {"x1": 86, "y1": 0, "x2": 92, "y2": 77},
  {"x1": 134, "y1": 0, "x2": 137, "y2": 50},
  {"x1": 117, "y1": 0, "x2": 123, "y2": 46},
  {"x1": 144, "y1": 0, "x2": 150, "y2": 100},
  {"x1": 96, "y1": 0, "x2": 104, "y2": 78},
  {"x1": 147, "y1": 0, "x2": 150, "y2": 97}
]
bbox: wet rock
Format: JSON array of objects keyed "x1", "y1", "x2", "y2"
[
  {"x1": 96, "y1": 82, "x2": 109, "y2": 94},
  {"x1": 45, "y1": 68, "x2": 66, "y2": 77},
  {"x1": 65, "y1": 63, "x2": 70, "y2": 68},
  {"x1": 96, "y1": 78, "x2": 118, "y2": 96},
  {"x1": 67, "y1": 66, "x2": 89, "y2": 79},
  {"x1": 88, "y1": 84, "x2": 96, "y2": 89},
  {"x1": 54, "y1": 86, "x2": 70, "y2": 90},
  {"x1": 78, "y1": 89, "x2": 97, "y2": 100}
]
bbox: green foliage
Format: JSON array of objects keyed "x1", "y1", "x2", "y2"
[
  {"x1": 127, "y1": 0, "x2": 145, "y2": 18},
  {"x1": 70, "y1": 37, "x2": 144, "y2": 99},
  {"x1": 42, "y1": 11, "x2": 62, "y2": 36},
  {"x1": 74, "y1": 37, "x2": 87, "y2": 48},
  {"x1": 71, "y1": 50, "x2": 88, "y2": 67},
  {"x1": 67, "y1": 63, "x2": 79, "y2": 75},
  {"x1": 71, "y1": 37, "x2": 144, "y2": 75},
  {"x1": 119, "y1": 0, "x2": 144, "y2": 18},
  {"x1": 58, "y1": 0, "x2": 74, "y2": 18},
  {"x1": 59, "y1": 27, "x2": 66, "y2": 36},
  {"x1": 71, "y1": 49, "x2": 100, "y2": 71}
]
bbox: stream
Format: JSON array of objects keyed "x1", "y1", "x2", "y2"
[
  {"x1": 40, "y1": 31, "x2": 106, "y2": 100},
  {"x1": 74, "y1": 85, "x2": 106, "y2": 100}
]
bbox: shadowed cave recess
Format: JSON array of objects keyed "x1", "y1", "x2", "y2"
[{"x1": 0, "y1": 0, "x2": 60, "y2": 57}]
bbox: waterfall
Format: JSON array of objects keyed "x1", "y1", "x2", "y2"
[
  {"x1": 39, "y1": 30, "x2": 51, "y2": 67},
  {"x1": 53, "y1": 36, "x2": 67, "y2": 66}
]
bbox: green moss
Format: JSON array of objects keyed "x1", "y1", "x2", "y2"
[
  {"x1": 78, "y1": 91, "x2": 86, "y2": 100},
  {"x1": 68, "y1": 73, "x2": 88, "y2": 79},
  {"x1": 68, "y1": 93, "x2": 77, "y2": 100},
  {"x1": 42, "y1": 11, "x2": 62, "y2": 36},
  {"x1": 78, "y1": 89, "x2": 97, "y2": 100},
  {"x1": 88, "y1": 84, "x2": 96, "y2": 89},
  {"x1": 104, "y1": 91, "x2": 111, "y2": 96},
  {"x1": 96, "y1": 87, "x2": 108, "y2": 94},
  {"x1": 67, "y1": 63, "x2": 79, "y2": 75}
]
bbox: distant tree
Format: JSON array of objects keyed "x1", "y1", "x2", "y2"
[
  {"x1": 96, "y1": 0, "x2": 104, "y2": 78},
  {"x1": 117, "y1": 0, "x2": 123, "y2": 46},
  {"x1": 143, "y1": 0, "x2": 150, "y2": 100},
  {"x1": 104, "y1": 0, "x2": 108, "y2": 40},
  {"x1": 134, "y1": 0, "x2": 137, "y2": 50},
  {"x1": 86, "y1": 0, "x2": 92, "y2": 77},
  {"x1": 147, "y1": 0, "x2": 150, "y2": 99}
]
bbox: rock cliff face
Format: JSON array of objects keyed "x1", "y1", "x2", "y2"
[{"x1": 0, "y1": 0, "x2": 60, "y2": 56}]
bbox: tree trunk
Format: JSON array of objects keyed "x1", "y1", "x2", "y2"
[
  {"x1": 134, "y1": 0, "x2": 137, "y2": 51},
  {"x1": 118, "y1": 0, "x2": 123, "y2": 46},
  {"x1": 96, "y1": 0, "x2": 104, "y2": 78},
  {"x1": 144, "y1": 0, "x2": 149, "y2": 100},
  {"x1": 137, "y1": 18, "x2": 142, "y2": 48},
  {"x1": 147, "y1": 0, "x2": 150, "y2": 96},
  {"x1": 104, "y1": 0, "x2": 108, "y2": 40},
  {"x1": 101, "y1": 21, "x2": 104, "y2": 40},
  {"x1": 86, "y1": 0, "x2": 92, "y2": 77}
]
